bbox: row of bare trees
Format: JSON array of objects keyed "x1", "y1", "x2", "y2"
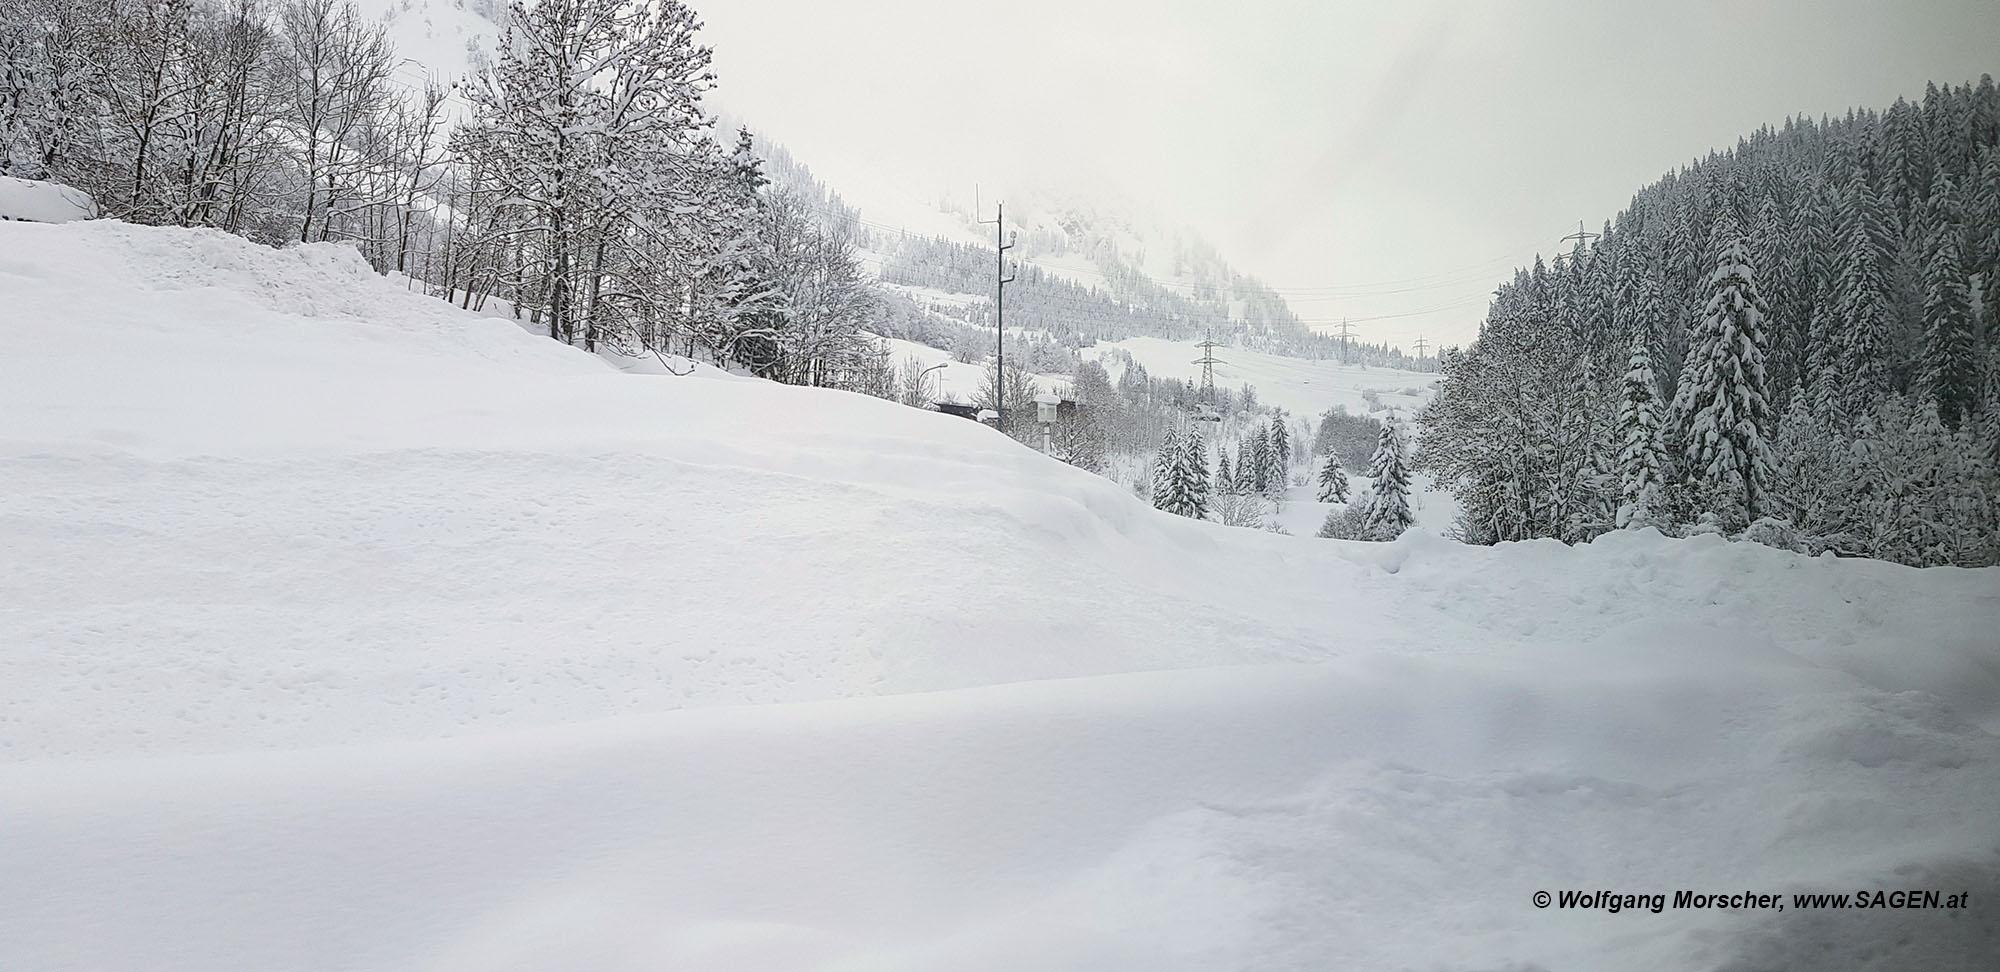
[
  {"x1": 2, "y1": 0, "x2": 891, "y2": 390},
  {"x1": 2, "y1": 0, "x2": 448, "y2": 264}
]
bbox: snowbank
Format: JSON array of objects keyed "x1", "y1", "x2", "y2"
[
  {"x1": 0, "y1": 177, "x2": 96, "y2": 223},
  {"x1": 2, "y1": 221, "x2": 1996, "y2": 971}
]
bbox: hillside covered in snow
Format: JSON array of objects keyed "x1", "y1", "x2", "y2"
[{"x1": 3, "y1": 221, "x2": 1998, "y2": 971}]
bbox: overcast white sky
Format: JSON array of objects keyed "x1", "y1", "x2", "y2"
[{"x1": 697, "y1": 0, "x2": 2000, "y2": 351}]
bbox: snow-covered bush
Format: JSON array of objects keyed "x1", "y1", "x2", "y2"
[
  {"x1": 1688, "y1": 511, "x2": 1727, "y2": 537},
  {"x1": 1741, "y1": 516, "x2": 1808, "y2": 553},
  {"x1": 1319, "y1": 504, "x2": 1386, "y2": 541},
  {"x1": 1210, "y1": 491, "x2": 1266, "y2": 528}
]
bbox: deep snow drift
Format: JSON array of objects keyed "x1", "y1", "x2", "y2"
[{"x1": 2, "y1": 222, "x2": 1997, "y2": 971}]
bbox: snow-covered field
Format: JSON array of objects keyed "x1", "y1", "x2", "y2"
[
  {"x1": 876, "y1": 334, "x2": 1069, "y2": 404},
  {"x1": 1085, "y1": 334, "x2": 1435, "y2": 419},
  {"x1": 4, "y1": 221, "x2": 1998, "y2": 971}
]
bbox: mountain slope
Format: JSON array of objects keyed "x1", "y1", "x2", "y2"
[{"x1": 2, "y1": 221, "x2": 1997, "y2": 971}]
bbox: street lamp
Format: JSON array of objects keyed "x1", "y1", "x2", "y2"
[{"x1": 918, "y1": 361, "x2": 948, "y2": 405}]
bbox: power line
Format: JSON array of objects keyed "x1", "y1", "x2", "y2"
[
  {"x1": 1559, "y1": 219, "x2": 1601, "y2": 252},
  {"x1": 1193, "y1": 331, "x2": 1225, "y2": 400}
]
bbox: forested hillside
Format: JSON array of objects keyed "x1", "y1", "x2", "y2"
[
  {"x1": 859, "y1": 221, "x2": 1423, "y2": 368},
  {"x1": 1422, "y1": 78, "x2": 2000, "y2": 566}
]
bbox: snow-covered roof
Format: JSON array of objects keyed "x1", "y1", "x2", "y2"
[{"x1": 0, "y1": 178, "x2": 97, "y2": 223}]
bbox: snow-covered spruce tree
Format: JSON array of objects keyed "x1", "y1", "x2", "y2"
[
  {"x1": 1417, "y1": 266, "x2": 1598, "y2": 544},
  {"x1": 1829, "y1": 174, "x2": 1896, "y2": 418},
  {"x1": 1770, "y1": 385, "x2": 1870, "y2": 555},
  {"x1": 1921, "y1": 170, "x2": 1979, "y2": 430},
  {"x1": 1215, "y1": 449, "x2": 1233, "y2": 496},
  {"x1": 1178, "y1": 426, "x2": 1213, "y2": 519},
  {"x1": 1316, "y1": 446, "x2": 1350, "y2": 504},
  {"x1": 1362, "y1": 412, "x2": 1414, "y2": 539},
  {"x1": 1855, "y1": 396, "x2": 1999, "y2": 566},
  {"x1": 1614, "y1": 326, "x2": 1669, "y2": 529},
  {"x1": 1570, "y1": 342, "x2": 1622, "y2": 540},
  {"x1": 1416, "y1": 83, "x2": 2000, "y2": 563},
  {"x1": 1152, "y1": 426, "x2": 1210, "y2": 519},
  {"x1": 1750, "y1": 192, "x2": 1805, "y2": 399},
  {"x1": 1150, "y1": 427, "x2": 1181, "y2": 510},
  {"x1": 1248, "y1": 424, "x2": 1271, "y2": 493},
  {"x1": 1266, "y1": 416, "x2": 1291, "y2": 493},
  {"x1": 688, "y1": 128, "x2": 781, "y2": 367},
  {"x1": 1670, "y1": 209, "x2": 1775, "y2": 531},
  {"x1": 1976, "y1": 147, "x2": 2000, "y2": 339}
]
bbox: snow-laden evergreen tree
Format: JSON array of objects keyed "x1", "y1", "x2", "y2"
[
  {"x1": 1214, "y1": 448, "x2": 1234, "y2": 496},
  {"x1": 1628, "y1": 269, "x2": 1669, "y2": 381},
  {"x1": 1418, "y1": 78, "x2": 2000, "y2": 564},
  {"x1": 1152, "y1": 426, "x2": 1210, "y2": 519},
  {"x1": 1752, "y1": 191, "x2": 1809, "y2": 403},
  {"x1": 1150, "y1": 427, "x2": 1180, "y2": 510},
  {"x1": 1804, "y1": 284, "x2": 1841, "y2": 418},
  {"x1": 1770, "y1": 383, "x2": 1886, "y2": 555},
  {"x1": 1570, "y1": 344, "x2": 1622, "y2": 540},
  {"x1": 1179, "y1": 426, "x2": 1213, "y2": 520},
  {"x1": 1316, "y1": 446, "x2": 1350, "y2": 504},
  {"x1": 1266, "y1": 417, "x2": 1291, "y2": 494},
  {"x1": 1614, "y1": 326, "x2": 1669, "y2": 529},
  {"x1": 1418, "y1": 260, "x2": 1602, "y2": 544},
  {"x1": 1248, "y1": 423, "x2": 1271, "y2": 494},
  {"x1": 1361, "y1": 413, "x2": 1414, "y2": 539},
  {"x1": 1850, "y1": 396, "x2": 1999, "y2": 565},
  {"x1": 688, "y1": 128, "x2": 780, "y2": 366},
  {"x1": 1671, "y1": 209, "x2": 1775, "y2": 529},
  {"x1": 1921, "y1": 170, "x2": 1979, "y2": 429},
  {"x1": 1974, "y1": 147, "x2": 2000, "y2": 331},
  {"x1": 1831, "y1": 174, "x2": 1896, "y2": 417}
]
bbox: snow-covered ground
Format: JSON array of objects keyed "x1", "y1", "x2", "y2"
[
  {"x1": 877, "y1": 334, "x2": 1067, "y2": 404},
  {"x1": 4, "y1": 221, "x2": 1998, "y2": 971},
  {"x1": 1269, "y1": 473, "x2": 1460, "y2": 539},
  {"x1": 0, "y1": 177, "x2": 97, "y2": 223}
]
